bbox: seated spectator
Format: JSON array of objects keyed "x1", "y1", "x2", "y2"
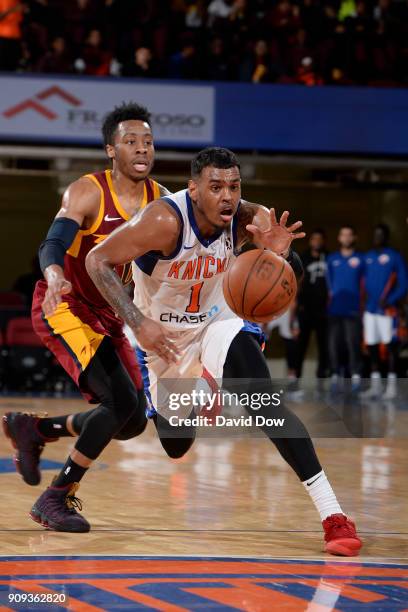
[
  {"x1": 168, "y1": 41, "x2": 198, "y2": 79},
  {"x1": 185, "y1": 0, "x2": 205, "y2": 28},
  {"x1": 36, "y1": 36, "x2": 72, "y2": 73},
  {"x1": 202, "y1": 37, "x2": 233, "y2": 80},
  {"x1": 295, "y1": 56, "x2": 323, "y2": 85},
  {"x1": 61, "y1": 0, "x2": 99, "y2": 52},
  {"x1": 122, "y1": 46, "x2": 158, "y2": 78},
  {"x1": 239, "y1": 39, "x2": 283, "y2": 83},
  {"x1": 77, "y1": 29, "x2": 111, "y2": 76},
  {"x1": 207, "y1": 0, "x2": 233, "y2": 27},
  {"x1": 0, "y1": 0, "x2": 23, "y2": 71}
]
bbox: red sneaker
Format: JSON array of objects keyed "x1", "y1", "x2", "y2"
[{"x1": 323, "y1": 513, "x2": 362, "y2": 556}]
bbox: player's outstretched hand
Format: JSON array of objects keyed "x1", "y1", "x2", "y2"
[
  {"x1": 246, "y1": 208, "x2": 306, "y2": 256},
  {"x1": 136, "y1": 318, "x2": 180, "y2": 365},
  {"x1": 42, "y1": 273, "x2": 72, "y2": 316}
]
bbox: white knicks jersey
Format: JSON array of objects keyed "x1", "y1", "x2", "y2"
[{"x1": 132, "y1": 189, "x2": 240, "y2": 330}]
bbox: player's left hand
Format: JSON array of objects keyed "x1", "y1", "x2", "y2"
[{"x1": 246, "y1": 208, "x2": 305, "y2": 256}]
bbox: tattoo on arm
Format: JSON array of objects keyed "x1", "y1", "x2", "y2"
[{"x1": 88, "y1": 259, "x2": 145, "y2": 332}]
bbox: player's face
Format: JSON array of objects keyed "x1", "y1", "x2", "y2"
[
  {"x1": 106, "y1": 120, "x2": 155, "y2": 180},
  {"x1": 309, "y1": 232, "x2": 325, "y2": 251},
  {"x1": 189, "y1": 166, "x2": 241, "y2": 233},
  {"x1": 373, "y1": 227, "x2": 386, "y2": 247},
  {"x1": 338, "y1": 228, "x2": 355, "y2": 248}
]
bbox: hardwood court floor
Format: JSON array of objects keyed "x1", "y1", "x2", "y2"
[{"x1": 0, "y1": 397, "x2": 407, "y2": 563}]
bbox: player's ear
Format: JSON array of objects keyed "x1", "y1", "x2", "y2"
[
  {"x1": 188, "y1": 179, "x2": 198, "y2": 201},
  {"x1": 106, "y1": 144, "x2": 115, "y2": 160}
]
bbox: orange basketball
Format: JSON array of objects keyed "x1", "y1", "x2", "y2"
[{"x1": 223, "y1": 249, "x2": 297, "y2": 323}]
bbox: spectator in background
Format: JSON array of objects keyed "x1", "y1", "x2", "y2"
[
  {"x1": 361, "y1": 224, "x2": 408, "y2": 400},
  {"x1": 202, "y1": 37, "x2": 232, "y2": 80},
  {"x1": 62, "y1": 0, "x2": 99, "y2": 53},
  {"x1": 185, "y1": 0, "x2": 205, "y2": 29},
  {"x1": 295, "y1": 56, "x2": 323, "y2": 85},
  {"x1": 168, "y1": 40, "x2": 198, "y2": 79},
  {"x1": 296, "y1": 229, "x2": 329, "y2": 386},
  {"x1": 122, "y1": 46, "x2": 158, "y2": 78},
  {"x1": 326, "y1": 226, "x2": 364, "y2": 394},
  {"x1": 0, "y1": 0, "x2": 23, "y2": 70},
  {"x1": 78, "y1": 29, "x2": 111, "y2": 76},
  {"x1": 207, "y1": 0, "x2": 232, "y2": 26},
  {"x1": 239, "y1": 39, "x2": 283, "y2": 83},
  {"x1": 36, "y1": 36, "x2": 72, "y2": 73},
  {"x1": 264, "y1": 308, "x2": 303, "y2": 401}
]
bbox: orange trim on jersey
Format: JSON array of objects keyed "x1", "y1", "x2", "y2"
[
  {"x1": 81, "y1": 174, "x2": 105, "y2": 235},
  {"x1": 153, "y1": 180, "x2": 161, "y2": 201},
  {"x1": 106, "y1": 170, "x2": 130, "y2": 221},
  {"x1": 67, "y1": 174, "x2": 105, "y2": 258},
  {"x1": 44, "y1": 301, "x2": 104, "y2": 371}
]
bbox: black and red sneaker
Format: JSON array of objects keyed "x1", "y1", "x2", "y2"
[
  {"x1": 30, "y1": 481, "x2": 90, "y2": 533},
  {"x1": 2, "y1": 412, "x2": 57, "y2": 486},
  {"x1": 323, "y1": 513, "x2": 362, "y2": 556}
]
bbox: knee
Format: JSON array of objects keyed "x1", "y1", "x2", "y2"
[{"x1": 114, "y1": 414, "x2": 148, "y2": 440}]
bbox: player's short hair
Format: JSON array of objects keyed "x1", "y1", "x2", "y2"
[
  {"x1": 375, "y1": 223, "x2": 390, "y2": 240},
  {"x1": 310, "y1": 228, "x2": 326, "y2": 237},
  {"x1": 191, "y1": 147, "x2": 240, "y2": 178},
  {"x1": 102, "y1": 102, "x2": 151, "y2": 146},
  {"x1": 339, "y1": 224, "x2": 356, "y2": 234}
]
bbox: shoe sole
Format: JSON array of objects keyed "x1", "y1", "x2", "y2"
[
  {"x1": 30, "y1": 506, "x2": 90, "y2": 533},
  {"x1": 325, "y1": 538, "x2": 362, "y2": 557},
  {"x1": 2, "y1": 414, "x2": 41, "y2": 486}
]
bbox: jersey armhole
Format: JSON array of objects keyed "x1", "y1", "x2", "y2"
[
  {"x1": 159, "y1": 197, "x2": 185, "y2": 260},
  {"x1": 81, "y1": 174, "x2": 105, "y2": 235}
]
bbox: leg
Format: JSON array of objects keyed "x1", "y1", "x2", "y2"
[
  {"x1": 30, "y1": 337, "x2": 146, "y2": 532},
  {"x1": 5, "y1": 295, "x2": 146, "y2": 484},
  {"x1": 296, "y1": 310, "x2": 312, "y2": 378},
  {"x1": 315, "y1": 315, "x2": 329, "y2": 378},
  {"x1": 71, "y1": 388, "x2": 148, "y2": 441},
  {"x1": 328, "y1": 316, "x2": 342, "y2": 375},
  {"x1": 361, "y1": 312, "x2": 382, "y2": 398},
  {"x1": 223, "y1": 332, "x2": 322, "y2": 481},
  {"x1": 382, "y1": 314, "x2": 399, "y2": 399},
  {"x1": 153, "y1": 412, "x2": 196, "y2": 459},
  {"x1": 222, "y1": 332, "x2": 361, "y2": 556},
  {"x1": 344, "y1": 317, "x2": 362, "y2": 377}
]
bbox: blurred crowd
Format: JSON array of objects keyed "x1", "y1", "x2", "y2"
[
  {"x1": 265, "y1": 223, "x2": 408, "y2": 400},
  {"x1": 1, "y1": 0, "x2": 408, "y2": 86}
]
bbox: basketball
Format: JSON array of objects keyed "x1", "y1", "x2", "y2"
[{"x1": 223, "y1": 249, "x2": 297, "y2": 323}]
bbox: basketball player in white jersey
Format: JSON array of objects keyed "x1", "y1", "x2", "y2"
[{"x1": 85, "y1": 147, "x2": 362, "y2": 556}]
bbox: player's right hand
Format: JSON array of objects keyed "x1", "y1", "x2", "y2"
[
  {"x1": 42, "y1": 277, "x2": 72, "y2": 316},
  {"x1": 135, "y1": 318, "x2": 180, "y2": 365}
]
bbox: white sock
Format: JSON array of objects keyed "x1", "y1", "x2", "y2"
[
  {"x1": 387, "y1": 372, "x2": 397, "y2": 380},
  {"x1": 371, "y1": 371, "x2": 381, "y2": 379},
  {"x1": 302, "y1": 470, "x2": 343, "y2": 521}
]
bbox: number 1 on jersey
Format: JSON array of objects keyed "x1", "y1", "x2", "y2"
[{"x1": 186, "y1": 281, "x2": 204, "y2": 313}]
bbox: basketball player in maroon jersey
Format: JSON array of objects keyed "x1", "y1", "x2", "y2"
[{"x1": 3, "y1": 103, "x2": 177, "y2": 532}]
